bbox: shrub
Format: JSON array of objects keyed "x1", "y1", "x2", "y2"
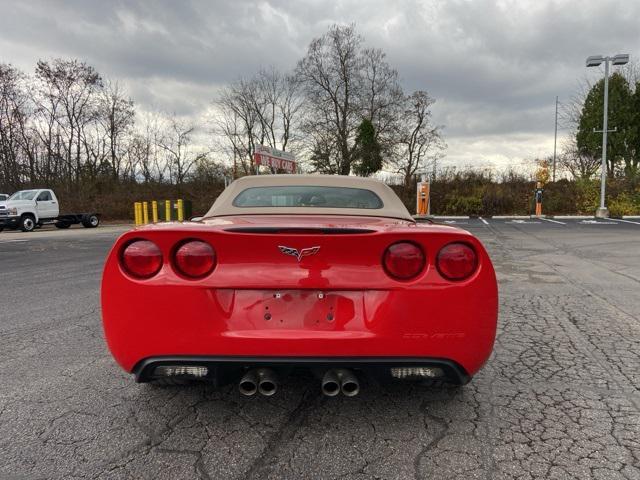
[
  {"x1": 608, "y1": 192, "x2": 640, "y2": 217},
  {"x1": 542, "y1": 180, "x2": 578, "y2": 215},
  {"x1": 482, "y1": 184, "x2": 515, "y2": 215},
  {"x1": 575, "y1": 179, "x2": 600, "y2": 214},
  {"x1": 444, "y1": 195, "x2": 483, "y2": 215}
]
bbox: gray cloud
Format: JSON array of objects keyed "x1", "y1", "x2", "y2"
[{"x1": 1, "y1": 0, "x2": 638, "y2": 168}]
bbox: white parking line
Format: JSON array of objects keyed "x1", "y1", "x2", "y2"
[
  {"x1": 0, "y1": 239, "x2": 29, "y2": 244},
  {"x1": 579, "y1": 219, "x2": 617, "y2": 225},
  {"x1": 479, "y1": 217, "x2": 489, "y2": 225},
  {"x1": 610, "y1": 218, "x2": 640, "y2": 225},
  {"x1": 540, "y1": 218, "x2": 566, "y2": 225},
  {"x1": 443, "y1": 220, "x2": 469, "y2": 225},
  {"x1": 507, "y1": 219, "x2": 541, "y2": 224}
]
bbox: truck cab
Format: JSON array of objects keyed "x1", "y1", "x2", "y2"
[{"x1": 0, "y1": 189, "x2": 60, "y2": 232}]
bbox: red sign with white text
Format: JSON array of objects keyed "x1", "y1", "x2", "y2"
[{"x1": 254, "y1": 145, "x2": 297, "y2": 173}]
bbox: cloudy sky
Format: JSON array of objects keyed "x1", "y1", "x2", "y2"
[{"x1": 1, "y1": 0, "x2": 638, "y2": 171}]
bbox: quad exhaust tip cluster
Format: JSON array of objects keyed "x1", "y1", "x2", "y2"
[
  {"x1": 151, "y1": 364, "x2": 447, "y2": 396},
  {"x1": 237, "y1": 368, "x2": 361, "y2": 397}
]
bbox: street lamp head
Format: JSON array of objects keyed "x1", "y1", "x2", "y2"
[
  {"x1": 612, "y1": 54, "x2": 630, "y2": 66},
  {"x1": 586, "y1": 55, "x2": 604, "y2": 67}
]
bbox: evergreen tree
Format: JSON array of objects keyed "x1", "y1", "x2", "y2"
[
  {"x1": 576, "y1": 72, "x2": 634, "y2": 177},
  {"x1": 352, "y1": 119, "x2": 383, "y2": 176}
]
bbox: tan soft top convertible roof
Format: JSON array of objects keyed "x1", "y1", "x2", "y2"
[{"x1": 205, "y1": 174, "x2": 414, "y2": 221}]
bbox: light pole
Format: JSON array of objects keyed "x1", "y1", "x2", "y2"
[
  {"x1": 552, "y1": 95, "x2": 558, "y2": 182},
  {"x1": 586, "y1": 53, "x2": 629, "y2": 218}
]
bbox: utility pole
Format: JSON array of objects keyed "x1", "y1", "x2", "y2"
[
  {"x1": 232, "y1": 110, "x2": 238, "y2": 179},
  {"x1": 552, "y1": 96, "x2": 558, "y2": 182}
]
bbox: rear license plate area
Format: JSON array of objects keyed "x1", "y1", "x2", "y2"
[{"x1": 237, "y1": 290, "x2": 359, "y2": 329}]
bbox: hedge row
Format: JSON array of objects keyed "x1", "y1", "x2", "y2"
[
  {"x1": 24, "y1": 175, "x2": 640, "y2": 220},
  {"x1": 391, "y1": 177, "x2": 640, "y2": 217},
  {"x1": 50, "y1": 178, "x2": 226, "y2": 221}
]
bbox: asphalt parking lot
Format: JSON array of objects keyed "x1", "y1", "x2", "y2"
[{"x1": 1, "y1": 218, "x2": 639, "y2": 479}]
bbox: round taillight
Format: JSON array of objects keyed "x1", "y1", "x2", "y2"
[
  {"x1": 121, "y1": 240, "x2": 163, "y2": 279},
  {"x1": 436, "y1": 242, "x2": 478, "y2": 281},
  {"x1": 173, "y1": 240, "x2": 216, "y2": 278},
  {"x1": 383, "y1": 242, "x2": 426, "y2": 280}
]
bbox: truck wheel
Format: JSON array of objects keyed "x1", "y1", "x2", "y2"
[
  {"x1": 82, "y1": 214, "x2": 100, "y2": 228},
  {"x1": 20, "y1": 215, "x2": 36, "y2": 232},
  {"x1": 55, "y1": 222, "x2": 70, "y2": 229}
]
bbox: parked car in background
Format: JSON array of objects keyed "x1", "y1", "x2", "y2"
[
  {"x1": 0, "y1": 194, "x2": 9, "y2": 202},
  {"x1": 0, "y1": 189, "x2": 100, "y2": 232},
  {"x1": 101, "y1": 175, "x2": 499, "y2": 397}
]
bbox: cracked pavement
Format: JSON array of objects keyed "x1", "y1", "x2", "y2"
[{"x1": 1, "y1": 219, "x2": 639, "y2": 479}]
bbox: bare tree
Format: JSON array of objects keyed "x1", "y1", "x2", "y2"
[
  {"x1": 296, "y1": 24, "x2": 364, "y2": 175},
  {"x1": 1, "y1": 58, "x2": 233, "y2": 201},
  {"x1": 157, "y1": 115, "x2": 202, "y2": 184},
  {"x1": 360, "y1": 48, "x2": 404, "y2": 155},
  {"x1": 28, "y1": 68, "x2": 64, "y2": 183},
  {"x1": 0, "y1": 64, "x2": 30, "y2": 187},
  {"x1": 253, "y1": 68, "x2": 302, "y2": 153},
  {"x1": 296, "y1": 24, "x2": 407, "y2": 176},
  {"x1": 34, "y1": 59, "x2": 103, "y2": 186},
  {"x1": 98, "y1": 81, "x2": 134, "y2": 179},
  {"x1": 277, "y1": 74, "x2": 303, "y2": 153},
  {"x1": 390, "y1": 91, "x2": 445, "y2": 187},
  {"x1": 214, "y1": 69, "x2": 302, "y2": 176},
  {"x1": 307, "y1": 129, "x2": 339, "y2": 174},
  {"x1": 559, "y1": 136, "x2": 601, "y2": 179},
  {"x1": 215, "y1": 78, "x2": 261, "y2": 175}
]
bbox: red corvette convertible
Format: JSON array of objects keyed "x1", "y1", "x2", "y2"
[{"x1": 101, "y1": 175, "x2": 498, "y2": 396}]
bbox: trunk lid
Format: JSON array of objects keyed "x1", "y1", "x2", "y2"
[{"x1": 128, "y1": 215, "x2": 476, "y2": 290}]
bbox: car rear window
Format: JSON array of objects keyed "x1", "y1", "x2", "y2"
[{"x1": 232, "y1": 186, "x2": 384, "y2": 209}]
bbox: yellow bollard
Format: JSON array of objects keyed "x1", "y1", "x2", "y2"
[
  {"x1": 177, "y1": 199, "x2": 184, "y2": 221},
  {"x1": 151, "y1": 201, "x2": 158, "y2": 223},
  {"x1": 142, "y1": 201, "x2": 149, "y2": 224},
  {"x1": 165, "y1": 200, "x2": 171, "y2": 222},
  {"x1": 134, "y1": 202, "x2": 141, "y2": 226}
]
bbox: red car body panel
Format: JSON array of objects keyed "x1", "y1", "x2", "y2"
[{"x1": 101, "y1": 215, "x2": 498, "y2": 380}]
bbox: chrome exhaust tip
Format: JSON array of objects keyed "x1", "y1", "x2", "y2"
[
  {"x1": 257, "y1": 368, "x2": 278, "y2": 396},
  {"x1": 239, "y1": 370, "x2": 259, "y2": 396},
  {"x1": 321, "y1": 370, "x2": 341, "y2": 397},
  {"x1": 337, "y1": 369, "x2": 360, "y2": 397}
]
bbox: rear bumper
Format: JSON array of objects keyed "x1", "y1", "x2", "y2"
[
  {"x1": 133, "y1": 355, "x2": 471, "y2": 385},
  {"x1": 103, "y1": 287, "x2": 498, "y2": 378}
]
